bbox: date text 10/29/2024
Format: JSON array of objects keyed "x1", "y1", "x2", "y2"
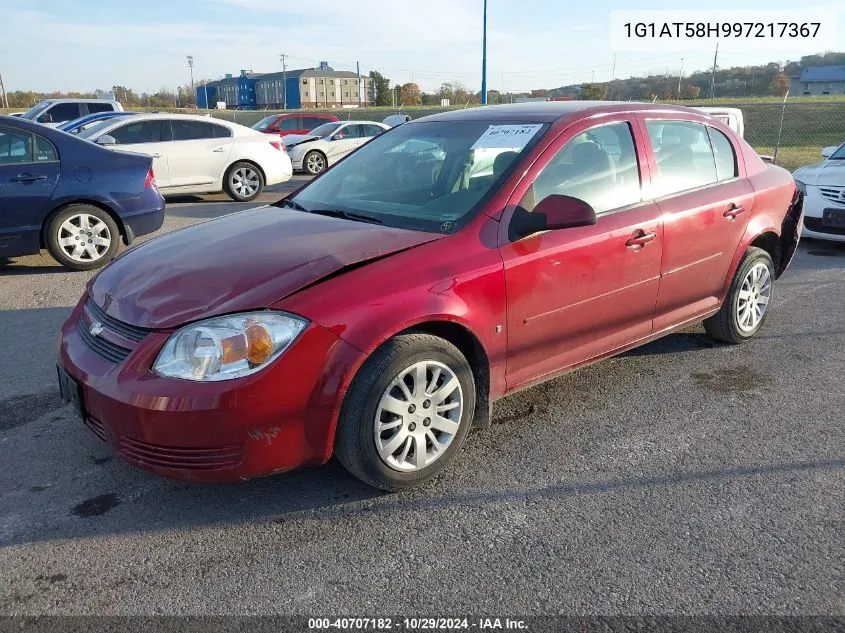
[{"x1": 308, "y1": 618, "x2": 528, "y2": 631}]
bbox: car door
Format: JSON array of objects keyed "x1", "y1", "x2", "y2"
[
  {"x1": 278, "y1": 116, "x2": 303, "y2": 135},
  {"x1": 0, "y1": 127, "x2": 60, "y2": 256},
  {"x1": 324, "y1": 124, "x2": 363, "y2": 164},
  {"x1": 639, "y1": 117, "x2": 754, "y2": 331},
  {"x1": 102, "y1": 119, "x2": 171, "y2": 187},
  {"x1": 166, "y1": 119, "x2": 234, "y2": 188},
  {"x1": 498, "y1": 118, "x2": 664, "y2": 389}
]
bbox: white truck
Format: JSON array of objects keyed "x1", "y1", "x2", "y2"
[{"x1": 15, "y1": 98, "x2": 124, "y2": 126}]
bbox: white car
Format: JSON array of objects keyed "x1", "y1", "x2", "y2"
[
  {"x1": 284, "y1": 120, "x2": 390, "y2": 175},
  {"x1": 78, "y1": 114, "x2": 292, "y2": 201},
  {"x1": 793, "y1": 142, "x2": 845, "y2": 243},
  {"x1": 18, "y1": 99, "x2": 124, "y2": 126}
]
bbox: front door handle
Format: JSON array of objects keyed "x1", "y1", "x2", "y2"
[
  {"x1": 625, "y1": 230, "x2": 657, "y2": 249},
  {"x1": 724, "y1": 204, "x2": 746, "y2": 220},
  {"x1": 150, "y1": 153, "x2": 162, "y2": 158},
  {"x1": 11, "y1": 173, "x2": 47, "y2": 182}
]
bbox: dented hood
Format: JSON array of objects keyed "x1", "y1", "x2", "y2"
[
  {"x1": 89, "y1": 206, "x2": 443, "y2": 329},
  {"x1": 793, "y1": 159, "x2": 845, "y2": 186}
]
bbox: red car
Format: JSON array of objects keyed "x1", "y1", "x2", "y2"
[
  {"x1": 57, "y1": 103, "x2": 803, "y2": 490},
  {"x1": 251, "y1": 113, "x2": 339, "y2": 136}
]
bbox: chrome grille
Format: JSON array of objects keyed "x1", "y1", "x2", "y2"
[
  {"x1": 86, "y1": 298, "x2": 150, "y2": 342},
  {"x1": 77, "y1": 320, "x2": 132, "y2": 363},
  {"x1": 819, "y1": 186, "x2": 845, "y2": 205}
]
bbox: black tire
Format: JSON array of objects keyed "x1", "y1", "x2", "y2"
[
  {"x1": 704, "y1": 247, "x2": 775, "y2": 344},
  {"x1": 223, "y1": 161, "x2": 264, "y2": 202},
  {"x1": 45, "y1": 204, "x2": 120, "y2": 271},
  {"x1": 303, "y1": 150, "x2": 327, "y2": 176},
  {"x1": 334, "y1": 333, "x2": 476, "y2": 491}
]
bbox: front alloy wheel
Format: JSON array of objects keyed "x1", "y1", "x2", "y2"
[
  {"x1": 374, "y1": 360, "x2": 463, "y2": 472},
  {"x1": 334, "y1": 333, "x2": 476, "y2": 491}
]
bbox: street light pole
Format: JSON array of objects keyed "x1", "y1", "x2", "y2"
[
  {"x1": 481, "y1": 0, "x2": 488, "y2": 105},
  {"x1": 280, "y1": 53, "x2": 288, "y2": 109},
  {"x1": 187, "y1": 55, "x2": 195, "y2": 105}
]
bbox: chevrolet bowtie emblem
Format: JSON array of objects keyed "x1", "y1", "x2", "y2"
[{"x1": 89, "y1": 321, "x2": 104, "y2": 337}]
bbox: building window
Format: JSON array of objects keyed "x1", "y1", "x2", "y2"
[
  {"x1": 319, "y1": 91, "x2": 324, "y2": 96},
  {"x1": 304, "y1": 91, "x2": 309, "y2": 97},
  {"x1": 330, "y1": 92, "x2": 335, "y2": 97},
  {"x1": 344, "y1": 92, "x2": 349, "y2": 97},
  {"x1": 302, "y1": 79, "x2": 307, "y2": 85}
]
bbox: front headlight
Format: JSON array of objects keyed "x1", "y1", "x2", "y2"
[{"x1": 152, "y1": 311, "x2": 307, "y2": 381}]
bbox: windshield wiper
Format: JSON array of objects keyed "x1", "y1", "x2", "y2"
[
  {"x1": 278, "y1": 197, "x2": 309, "y2": 212},
  {"x1": 308, "y1": 208, "x2": 383, "y2": 224}
]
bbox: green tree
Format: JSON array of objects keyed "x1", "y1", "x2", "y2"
[
  {"x1": 578, "y1": 83, "x2": 607, "y2": 100},
  {"x1": 368, "y1": 70, "x2": 392, "y2": 106},
  {"x1": 769, "y1": 73, "x2": 790, "y2": 97}
]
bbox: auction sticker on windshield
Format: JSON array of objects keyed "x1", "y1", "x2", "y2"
[{"x1": 471, "y1": 124, "x2": 543, "y2": 150}]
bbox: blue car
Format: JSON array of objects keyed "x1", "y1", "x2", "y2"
[
  {"x1": 0, "y1": 115, "x2": 165, "y2": 271},
  {"x1": 59, "y1": 111, "x2": 140, "y2": 135}
]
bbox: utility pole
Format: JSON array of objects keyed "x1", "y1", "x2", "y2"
[
  {"x1": 708, "y1": 43, "x2": 719, "y2": 99},
  {"x1": 0, "y1": 72, "x2": 7, "y2": 109},
  {"x1": 481, "y1": 0, "x2": 488, "y2": 105},
  {"x1": 279, "y1": 53, "x2": 287, "y2": 109},
  {"x1": 677, "y1": 57, "x2": 684, "y2": 98},
  {"x1": 610, "y1": 53, "x2": 616, "y2": 100},
  {"x1": 356, "y1": 61, "x2": 362, "y2": 107},
  {"x1": 187, "y1": 55, "x2": 196, "y2": 107}
]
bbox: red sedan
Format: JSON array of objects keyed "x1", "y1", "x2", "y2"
[{"x1": 57, "y1": 102, "x2": 804, "y2": 490}]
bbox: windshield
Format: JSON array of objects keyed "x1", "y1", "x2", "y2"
[
  {"x1": 308, "y1": 122, "x2": 342, "y2": 137},
  {"x1": 830, "y1": 143, "x2": 845, "y2": 160},
  {"x1": 287, "y1": 119, "x2": 549, "y2": 233},
  {"x1": 77, "y1": 119, "x2": 117, "y2": 139},
  {"x1": 252, "y1": 115, "x2": 278, "y2": 131},
  {"x1": 20, "y1": 101, "x2": 54, "y2": 120}
]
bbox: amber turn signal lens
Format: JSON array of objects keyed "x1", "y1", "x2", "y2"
[{"x1": 246, "y1": 324, "x2": 274, "y2": 365}]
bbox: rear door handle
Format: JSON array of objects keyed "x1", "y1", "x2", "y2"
[
  {"x1": 11, "y1": 173, "x2": 47, "y2": 182},
  {"x1": 212, "y1": 147, "x2": 226, "y2": 153},
  {"x1": 150, "y1": 153, "x2": 162, "y2": 158},
  {"x1": 723, "y1": 204, "x2": 746, "y2": 220},
  {"x1": 625, "y1": 231, "x2": 657, "y2": 248}
]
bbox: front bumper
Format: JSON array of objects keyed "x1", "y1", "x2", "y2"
[
  {"x1": 800, "y1": 184, "x2": 845, "y2": 243},
  {"x1": 57, "y1": 295, "x2": 362, "y2": 482}
]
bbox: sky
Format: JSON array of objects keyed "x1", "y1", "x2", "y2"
[{"x1": 1, "y1": 0, "x2": 843, "y2": 95}]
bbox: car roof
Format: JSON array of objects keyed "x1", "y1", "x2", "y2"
[
  {"x1": 336, "y1": 120, "x2": 389, "y2": 125},
  {"x1": 418, "y1": 101, "x2": 704, "y2": 123}
]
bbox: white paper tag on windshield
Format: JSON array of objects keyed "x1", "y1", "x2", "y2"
[{"x1": 470, "y1": 124, "x2": 543, "y2": 150}]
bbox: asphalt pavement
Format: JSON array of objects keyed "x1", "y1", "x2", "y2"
[{"x1": 0, "y1": 190, "x2": 843, "y2": 616}]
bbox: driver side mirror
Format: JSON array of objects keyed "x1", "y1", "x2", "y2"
[
  {"x1": 96, "y1": 135, "x2": 117, "y2": 146},
  {"x1": 821, "y1": 145, "x2": 837, "y2": 158},
  {"x1": 510, "y1": 194, "x2": 597, "y2": 240}
]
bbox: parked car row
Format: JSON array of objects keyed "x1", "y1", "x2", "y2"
[{"x1": 793, "y1": 141, "x2": 845, "y2": 243}]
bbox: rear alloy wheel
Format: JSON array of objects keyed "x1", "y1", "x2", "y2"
[
  {"x1": 46, "y1": 204, "x2": 120, "y2": 271},
  {"x1": 704, "y1": 246, "x2": 775, "y2": 344},
  {"x1": 334, "y1": 333, "x2": 476, "y2": 491},
  {"x1": 303, "y1": 150, "x2": 326, "y2": 175},
  {"x1": 224, "y1": 162, "x2": 264, "y2": 202}
]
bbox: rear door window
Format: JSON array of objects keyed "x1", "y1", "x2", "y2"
[
  {"x1": 212, "y1": 123, "x2": 233, "y2": 138},
  {"x1": 645, "y1": 120, "x2": 718, "y2": 196},
  {"x1": 707, "y1": 127, "x2": 738, "y2": 181},
  {"x1": 85, "y1": 102, "x2": 115, "y2": 114},
  {"x1": 34, "y1": 135, "x2": 58, "y2": 162},
  {"x1": 109, "y1": 120, "x2": 164, "y2": 144},
  {"x1": 279, "y1": 117, "x2": 302, "y2": 131},
  {"x1": 0, "y1": 127, "x2": 33, "y2": 164},
  {"x1": 171, "y1": 120, "x2": 215, "y2": 141}
]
